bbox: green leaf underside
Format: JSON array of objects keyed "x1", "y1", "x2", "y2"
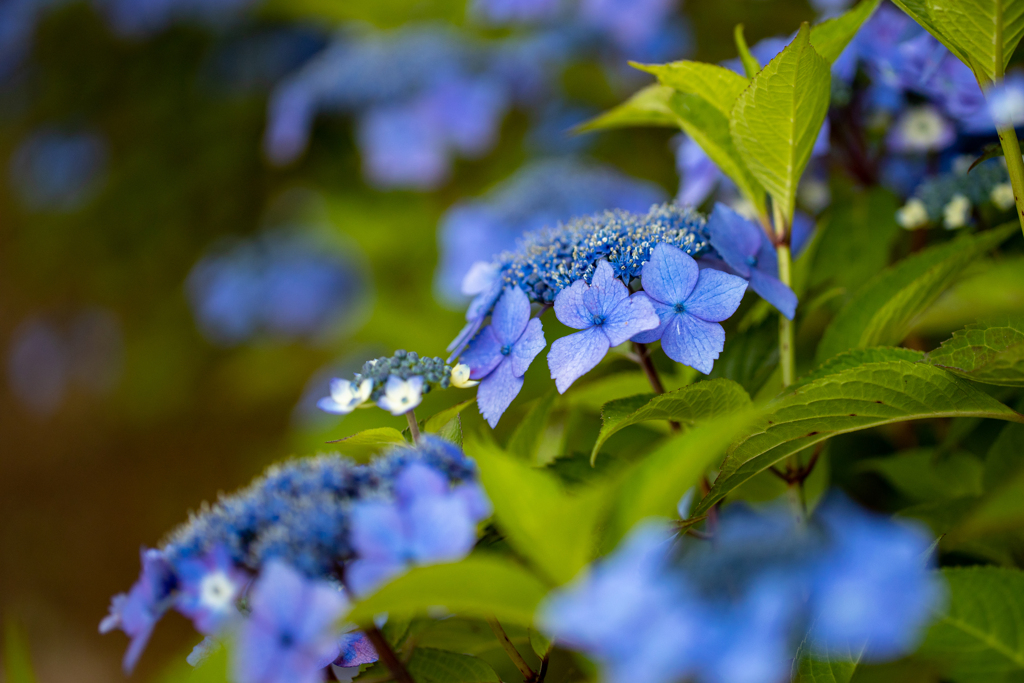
[
  {"x1": 473, "y1": 444, "x2": 607, "y2": 585},
  {"x1": 668, "y1": 91, "x2": 767, "y2": 214},
  {"x1": 591, "y1": 378, "x2": 752, "y2": 460},
  {"x1": 730, "y1": 23, "x2": 831, "y2": 220},
  {"x1": 577, "y1": 84, "x2": 678, "y2": 132},
  {"x1": 816, "y1": 224, "x2": 1017, "y2": 363},
  {"x1": 808, "y1": 0, "x2": 882, "y2": 63},
  {"x1": 507, "y1": 390, "x2": 557, "y2": 461},
  {"x1": 347, "y1": 555, "x2": 549, "y2": 626},
  {"x1": 692, "y1": 360, "x2": 1023, "y2": 516},
  {"x1": 734, "y1": 25, "x2": 762, "y2": 78},
  {"x1": 926, "y1": 316, "x2": 1024, "y2": 386},
  {"x1": 407, "y1": 648, "x2": 500, "y2": 683},
  {"x1": 891, "y1": 0, "x2": 1024, "y2": 83},
  {"x1": 920, "y1": 567, "x2": 1024, "y2": 680},
  {"x1": 330, "y1": 427, "x2": 407, "y2": 459},
  {"x1": 634, "y1": 61, "x2": 749, "y2": 114},
  {"x1": 791, "y1": 347, "x2": 925, "y2": 392}
]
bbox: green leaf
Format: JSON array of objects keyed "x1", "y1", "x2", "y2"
[
  {"x1": 734, "y1": 24, "x2": 761, "y2": 78},
  {"x1": 612, "y1": 409, "x2": 761, "y2": 542},
  {"x1": 816, "y1": 224, "x2": 1016, "y2": 363},
  {"x1": 809, "y1": 0, "x2": 881, "y2": 63},
  {"x1": 577, "y1": 84, "x2": 678, "y2": 132},
  {"x1": 730, "y1": 23, "x2": 831, "y2": 221},
  {"x1": 347, "y1": 555, "x2": 549, "y2": 627},
  {"x1": 792, "y1": 347, "x2": 925, "y2": 392},
  {"x1": 793, "y1": 636, "x2": 861, "y2": 683},
  {"x1": 591, "y1": 379, "x2": 752, "y2": 461},
  {"x1": 926, "y1": 316, "x2": 1024, "y2": 387},
  {"x1": 507, "y1": 390, "x2": 557, "y2": 461},
  {"x1": 693, "y1": 361, "x2": 1024, "y2": 516},
  {"x1": 919, "y1": 567, "x2": 1024, "y2": 681},
  {"x1": 859, "y1": 448, "x2": 984, "y2": 503},
  {"x1": 329, "y1": 427, "x2": 407, "y2": 460},
  {"x1": 984, "y1": 420, "x2": 1024, "y2": 491},
  {"x1": 473, "y1": 444, "x2": 608, "y2": 585},
  {"x1": 4, "y1": 620, "x2": 38, "y2": 683},
  {"x1": 425, "y1": 399, "x2": 476, "y2": 433},
  {"x1": 528, "y1": 629, "x2": 552, "y2": 659},
  {"x1": 890, "y1": 0, "x2": 1024, "y2": 83},
  {"x1": 633, "y1": 61, "x2": 749, "y2": 114},
  {"x1": 407, "y1": 648, "x2": 500, "y2": 683},
  {"x1": 953, "y1": 467, "x2": 1024, "y2": 540}
]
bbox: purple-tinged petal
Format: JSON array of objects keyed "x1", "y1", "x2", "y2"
[
  {"x1": 395, "y1": 463, "x2": 449, "y2": 502},
  {"x1": 630, "y1": 294, "x2": 673, "y2": 344},
  {"x1": 661, "y1": 313, "x2": 725, "y2": 375},
  {"x1": 754, "y1": 229, "x2": 779, "y2": 277},
  {"x1": 294, "y1": 581, "x2": 348, "y2": 646},
  {"x1": 749, "y1": 270, "x2": 797, "y2": 320},
  {"x1": 491, "y1": 287, "x2": 531, "y2": 345},
  {"x1": 453, "y1": 482, "x2": 493, "y2": 520},
  {"x1": 477, "y1": 359, "x2": 525, "y2": 427},
  {"x1": 407, "y1": 494, "x2": 479, "y2": 562},
  {"x1": 683, "y1": 269, "x2": 748, "y2": 323},
  {"x1": 334, "y1": 633, "x2": 379, "y2": 667},
  {"x1": 122, "y1": 623, "x2": 156, "y2": 675},
  {"x1": 706, "y1": 203, "x2": 762, "y2": 278},
  {"x1": 446, "y1": 317, "x2": 483, "y2": 361},
  {"x1": 554, "y1": 279, "x2": 593, "y2": 330},
  {"x1": 346, "y1": 557, "x2": 408, "y2": 599},
  {"x1": 466, "y1": 277, "x2": 503, "y2": 321},
  {"x1": 461, "y1": 326, "x2": 504, "y2": 379},
  {"x1": 583, "y1": 260, "x2": 629, "y2": 318},
  {"x1": 548, "y1": 326, "x2": 611, "y2": 393},
  {"x1": 350, "y1": 501, "x2": 407, "y2": 562},
  {"x1": 640, "y1": 243, "x2": 699, "y2": 306},
  {"x1": 510, "y1": 318, "x2": 546, "y2": 377},
  {"x1": 248, "y1": 561, "x2": 307, "y2": 627},
  {"x1": 603, "y1": 292, "x2": 660, "y2": 347}
]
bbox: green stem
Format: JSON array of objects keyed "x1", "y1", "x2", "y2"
[
  {"x1": 996, "y1": 125, "x2": 1024, "y2": 236},
  {"x1": 405, "y1": 409, "x2": 421, "y2": 443},
  {"x1": 777, "y1": 244, "x2": 795, "y2": 388},
  {"x1": 487, "y1": 616, "x2": 536, "y2": 682}
]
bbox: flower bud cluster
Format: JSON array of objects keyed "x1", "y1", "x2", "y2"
[{"x1": 897, "y1": 160, "x2": 1012, "y2": 230}]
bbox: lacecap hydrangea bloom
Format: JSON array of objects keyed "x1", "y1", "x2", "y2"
[{"x1": 101, "y1": 436, "x2": 490, "y2": 679}]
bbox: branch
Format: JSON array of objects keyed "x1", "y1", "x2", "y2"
[{"x1": 487, "y1": 616, "x2": 537, "y2": 682}]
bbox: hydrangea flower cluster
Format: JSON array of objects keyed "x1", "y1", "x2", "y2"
[
  {"x1": 896, "y1": 159, "x2": 1013, "y2": 230},
  {"x1": 540, "y1": 495, "x2": 945, "y2": 683},
  {"x1": 101, "y1": 436, "x2": 490, "y2": 680}
]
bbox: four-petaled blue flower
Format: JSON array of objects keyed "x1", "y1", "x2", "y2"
[
  {"x1": 547, "y1": 260, "x2": 660, "y2": 392},
  {"x1": 631, "y1": 243, "x2": 747, "y2": 375},
  {"x1": 232, "y1": 560, "x2": 349, "y2": 683},
  {"x1": 346, "y1": 462, "x2": 491, "y2": 597},
  {"x1": 460, "y1": 286, "x2": 546, "y2": 427},
  {"x1": 705, "y1": 203, "x2": 797, "y2": 320},
  {"x1": 173, "y1": 546, "x2": 250, "y2": 635}
]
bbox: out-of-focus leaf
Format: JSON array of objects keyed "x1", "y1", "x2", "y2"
[
  {"x1": 809, "y1": 187, "x2": 900, "y2": 293},
  {"x1": 407, "y1": 647, "x2": 500, "y2": 683},
  {"x1": 633, "y1": 61, "x2": 749, "y2": 113},
  {"x1": 809, "y1": 0, "x2": 881, "y2": 63},
  {"x1": 817, "y1": 224, "x2": 1016, "y2": 363},
  {"x1": 984, "y1": 421, "x2": 1024, "y2": 491},
  {"x1": 424, "y1": 400, "x2": 475, "y2": 433},
  {"x1": 693, "y1": 361, "x2": 1024, "y2": 516},
  {"x1": 507, "y1": 390, "x2": 557, "y2": 461},
  {"x1": 912, "y1": 257, "x2": 1024, "y2": 335},
  {"x1": 591, "y1": 379, "x2": 751, "y2": 461},
  {"x1": 709, "y1": 316, "x2": 779, "y2": 396},
  {"x1": 528, "y1": 629, "x2": 552, "y2": 659},
  {"x1": 859, "y1": 449, "x2": 984, "y2": 502},
  {"x1": 919, "y1": 567, "x2": 1024, "y2": 680},
  {"x1": 734, "y1": 24, "x2": 761, "y2": 77},
  {"x1": 347, "y1": 555, "x2": 549, "y2": 627},
  {"x1": 926, "y1": 317, "x2": 1024, "y2": 387},
  {"x1": 4, "y1": 620, "x2": 38, "y2": 683},
  {"x1": 730, "y1": 23, "x2": 831, "y2": 220},
  {"x1": 793, "y1": 636, "x2": 861, "y2": 683},
  {"x1": 952, "y1": 468, "x2": 1024, "y2": 541},
  {"x1": 792, "y1": 347, "x2": 925, "y2": 392},
  {"x1": 577, "y1": 85, "x2": 678, "y2": 132},
  {"x1": 329, "y1": 427, "x2": 407, "y2": 459}
]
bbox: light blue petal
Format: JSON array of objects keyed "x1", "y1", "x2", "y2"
[
  {"x1": 350, "y1": 501, "x2": 406, "y2": 561},
  {"x1": 446, "y1": 317, "x2": 483, "y2": 361},
  {"x1": 394, "y1": 462, "x2": 448, "y2": 502},
  {"x1": 460, "y1": 325, "x2": 504, "y2": 379},
  {"x1": 630, "y1": 295, "x2": 673, "y2": 344},
  {"x1": 603, "y1": 292, "x2": 661, "y2": 347},
  {"x1": 661, "y1": 313, "x2": 725, "y2": 375},
  {"x1": 684, "y1": 268, "x2": 748, "y2": 323},
  {"x1": 317, "y1": 397, "x2": 352, "y2": 415},
  {"x1": 407, "y1": 494, "x2": 478, "y2": 563},
  {"x1": 706, "y1": 203, "x2": 761, "y2": 278},
  {"x1": 547, "y1": 326, "x2": 610, "y2": 393},
  {"x1": 491, "y1": 286, "x2": 530, "y2": 346},
  {"x1": 754, "y1": 228, "x2": 779, "y2": 276},
  {"x1": 554, "y1": 278, "x2": 593, "y2": 330},
  {"x1": 477, "y1": 359, "x2": 525, "y2": 428},
  {"x1": 749, "y1": 270, "x2": 797, "y2": 320},
  {"x1": 583, "y1": 260, "x2": 629, "y2": 319},
  {"x1": 346, "y1": 557, "x2": 407, "y2": 599},
  {"x1": 510, "y1": 318, "x2": 546, "y2": 377},
  {"x1": 640, "y1": 243, "x2": 699, "y2": 306}
]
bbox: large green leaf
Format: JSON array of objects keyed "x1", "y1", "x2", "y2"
[
  {"x1": 919, "y1": 567, "x2": 1024, "y2": 681},
  {"x1": 816, "y1": 224, "x2": 1016, "y2": 363},
  {"x1": 577, "y1": 84, "x2": 678, "y2": 132},
  {"x1": 472, "y1": 444, "x2": 607, "y2": 585},
  {"x1": 792, "y1": 347, "x2": 925, "y2": 392},
  {"x1": 859, "y1": 448, "x2": 984, "y2": 503},
  {"x1": 692, "y1": 361, "x2": 1024, "y2": 516},
  {"x1": 328, "y1": 427, "x2": 407, "y2": 460},
  {"x1": 407, "y1": 648, "x2": 500, "y2": 683},
  {"x1": 4, "y1": 621, "x2": 38, "y2": 683},
  {"x1": 952, "y1": 468, "x2": 1024, "y2": 540},
  {"x1": 793, "y1": 637, "x2": 862, "y2": 683},
  {"x1": 591, "y1": 379, "x2": 751, "y2": 461},
  {"x1": 926, "y1": 316, "x2": 1024, "y2": 386},
  {"x1": 507, "y1": 390, "x2": 557, "y2": 461},
  {"x1": 424, "y1": 399, "x2": 476, "y2": 433},
  {"x1": 890, "y1": 0, "x2": 1024, "y2": 83},
  {"x1": 730, "y1": 23, "x2": 831, "y2": 221},
  {"x1": 809, "y1": 0, "x2": 882, "y2": 63},
  {"x1": 347, "y1": 555, "x2": 549, "y2": 627},
  {"x1": 633, "y1": 61, "x2": 749, "y2": 114}
]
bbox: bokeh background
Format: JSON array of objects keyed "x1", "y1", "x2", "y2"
[{"x1": 4, "y1": 0, "x2": 1020, "y2": 680}]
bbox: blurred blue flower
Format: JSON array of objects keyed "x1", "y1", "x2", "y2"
[
  {"x1": 232, "y1": 560, "x2": 349, "y2": 683},
  {"x1": 173, "y1": 546, "x2": 249, "y2": 635},
  {"x1": 460, "y1": 286, "x2": 546, "y2": 427},
  {"x1": 886, "y1": 105, "x2": 956, "y2": 153},
  {"x1": 347, "y1": 462, "x2": 491, "y2": 596},
  {"x1": 676, "y1": 135, "x2": 725, "y2": 207},
  {"x1": 631, "y1": 243, "x2": 747, "y2": 374},
  {"x1": 579, "y1": 0, "x2": 680, "y2": 55},
  {"x1": 548, "y1": 260, "x2": 660, "y2": 392},
  {"x1": 9, "y1": 128, "x2": 108, "y2": 212},
  {"x1": 705, "y1": 203, "x2": 797, "y2": 319},
  {"x1": 96, "y1": 0, "x2": 257, "y2": 38},
  {"x1": 986, "y1": 72, "x2": 1024, "y2": 129},
  {"x1": 472, "y1": 0, "x2": 563, "y2": 25}
]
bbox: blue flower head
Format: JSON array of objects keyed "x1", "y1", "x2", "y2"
[
  {"x1": 632, "y1": 243, "x2": 747, "y2": 374},
  {"x1": 548, "y1": 260, "x2": 660, "y2": 392},
  {"x1": 461, "y1": 286, "x2": 547, "y2": 426},
  {"x1": 173, "y1": 546, "x2": 250, "y2": 635},
  {"x1": 705, "y1": 203, "x2": 797, "y2": 320}
]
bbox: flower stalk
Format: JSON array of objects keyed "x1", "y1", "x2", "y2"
[
  {"x1": 405, "y1": 410, "x2": 421, "y2": 443},
  {"x1": 487, "y1": 616, "x2": 538, "y2": 682},
  {"x1": 365, "y1": 626, "x2": 415, "y2": 683}
]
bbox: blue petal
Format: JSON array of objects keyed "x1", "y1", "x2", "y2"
[
  {"x1": 407, "y1": 494, "x2": 478, "y2": 563},
  {"x1": 350, "y1": 501, "x2": 406, "y2": 561},
  {"x1": 334, "y1": 633, "x2": 379, "y2": 667},
  {"x1": 491, "y1": 286, "x2": 530, "y2": 346},
  {"x1": 510, "y1": 317, "x2": 546, "y2": 377},
  {"x1": 346, "y1": 557, "x2": 407, "y2": 598},
  {"x1": 706, "y1": 203, "x2": 762, "y2": 278},
  {"x1": 661, "y1": 313, "x2": 725, "y2": 374},
  {"x1": 583, "y1": 260, "x2": 629, "y2": 319},
  {"x1": 554, "y1": 278, "x2": 593, "y2": 330},
  {"x1": 603, "y1": 292, "x2": 661, "y2": 347},
  {"x1": 684, "y1": 268, "x2": 748, "y2": 323},
  {"x1": 749, "y1": 270, "x2": 797, "y2": 320},
  {"x1": 640, "y1": 243, "x2": 699, "y2": 306},
  {"x1": 477, "y1": 359, "x2": 525, "y2": 427},
  {"x1": 249, "y1": 560, "x2": 306, "y2": 627},
  {"x1": 460, "y1": 325, "x2": 504, "y2": 379},
  {"x1": 394, "y1": 462, "x2": 448, "y2": 502},
  {"x1": 547, "y1": 326, "x2": 611, "y2": 393},
  {"x1": 317, "y1": 397, "x2": 350, "y2": 415},
  {"x1": 754, "y1": 228, "x2": 779, "y2": 276},
  {"x1": 296, "y1": 581, "x2": 348, "y2": 646},
  {"x1": 446, "y1": 316, "x2": 483, "y2": 361},
  {"x1": 630, "y1": 295, "x2": 672, "y2": 344}
]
